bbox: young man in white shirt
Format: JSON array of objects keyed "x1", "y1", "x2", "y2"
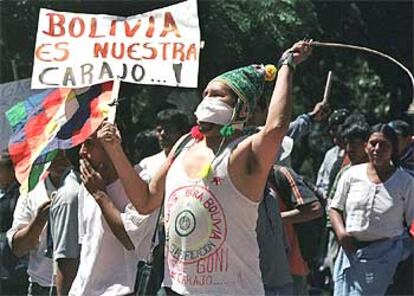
[
  {"x1": 70, "y1": 135, "x2": 157, "y2": 296},
  {"x1": 315, "y1": 109, "x2": 350, "y2": 198},
  {"x1": 7, "y1": 151, "x2": 80, "y2": 296}
]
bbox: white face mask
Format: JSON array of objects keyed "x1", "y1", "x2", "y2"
[{"x1": 194, "y1": 97, "x2": 233, "y2": 125}]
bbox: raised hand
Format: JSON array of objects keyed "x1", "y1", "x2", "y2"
[
  {"x1": 288, "y1": 40, "x2": 313, "y2": 66},
  {"x1": 33, "y1": 200, "x2": 51, "y2": 227},
  {"x1": 309, "y1": 101, "x2": 331, "y2": 122},
  {"x1": 97, "y1": 121, "x2": 122, "y2": 149},
  {"x1": 80, "y1": 158, "x2": 106, "y2": 195}
]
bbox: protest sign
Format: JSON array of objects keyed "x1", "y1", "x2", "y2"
[{"x1": 31, "y1": 0, "x2": 200, "y2": 89}]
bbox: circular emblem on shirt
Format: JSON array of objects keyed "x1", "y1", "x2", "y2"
[
  {"x1": 165, "y1": 185, "x2": 227, "y2": 264},
  {"x1": 175, "y1": 210, "x2": 196, "y2": 237}
]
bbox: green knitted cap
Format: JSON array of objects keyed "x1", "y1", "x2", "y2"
[{"x1": 212, "y1": 65, "x2": 276, "y2": 115}]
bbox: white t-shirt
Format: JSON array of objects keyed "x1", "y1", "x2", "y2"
[
  {"x1": 163, "y1": 137, "x2": 264, "y2": 295},
  {"x1": 316, "y1": 145, "x2": 344, "y2": 197},
  {"x1": 6, "y1": 181, "x2": 53, "y2": 287},
  {"x1": 330, "y1": 163, "x2": 414, "y2": 241},
  {"x1": 135, "y1": 150, "x2": 167, "y2": 183},
  {"x1": 69, "y1": 181, "x2": 157, "y2": 296}
]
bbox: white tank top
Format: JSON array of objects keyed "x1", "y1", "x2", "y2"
[{"x1": 163, "y1": 137, "x2": 264, "y2": 295}]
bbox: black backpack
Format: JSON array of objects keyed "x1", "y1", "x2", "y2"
[{"x1": 268, "y1": 166, "x2": 327, "y2": 268}]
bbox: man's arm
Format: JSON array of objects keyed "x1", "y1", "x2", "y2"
[
  {"x1": 95, "y1": 125, "x2": 179, "y2": 214},
  {"x1": 94, "y1": 191, "x2": 135, "y2": 250},
  {"x1": 230, "y1": 41, "x2": 311, "y2": 202},
  {"x1": 329, "y1": 208, "x2": 356, "y2": 254},
  {"x1": 287, "y1": 113, "x2": 313, "y2": 141},
  {"x1": 288, "y1": 101, "x2": 330, "y2": 141},
  {"x1": 328, "y1": 168, "x2": 355, "y2": 254},
  {"x1": 55, "y1": 258, "x2": 79, "y2": 296},
  {"x1": 9, "y1": 200, "x2": 50, "y2": 257},
  {"x1": 275, "y1": 166, "x2": 323, "y2": 223},
  {"x1": 281, "y1": 201, "x2": 323, "y2": 224}
]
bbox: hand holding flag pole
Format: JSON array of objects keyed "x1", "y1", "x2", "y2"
[{"x1": 107, "y1": 78, "x2": 121, "y2": 124}]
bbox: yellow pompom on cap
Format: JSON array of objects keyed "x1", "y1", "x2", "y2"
[{"x1": 264, "y1": 64, "x2": 277, "y2": 81}]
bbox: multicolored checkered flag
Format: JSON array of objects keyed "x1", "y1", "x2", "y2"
[{"x1": 6, "y1": 82, "x2": 113, "y2": 193}]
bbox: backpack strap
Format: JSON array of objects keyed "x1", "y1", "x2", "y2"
[
  {"x1": 172, "y1": 133, "x2": 193, "y2": 160},
  {"x1": 278, "y1": 166, "x2": 304, "y2": 207},
  {"x1": 270, "y1": 165, "x2": 322, "y2": 209},
  {"x1": 147, "y1": 207, "x2": 164, "y2": 263},
  {"x1": 261, "y1": 187, "x2": 276, "y2": 235},
  {"x1": 267, "y1": 165, "x2": 293, "y2": 208}
]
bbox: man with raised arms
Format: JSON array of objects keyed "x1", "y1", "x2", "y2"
[{"x1": 96, "y1": 40, "x2": 311, "y2": 295}]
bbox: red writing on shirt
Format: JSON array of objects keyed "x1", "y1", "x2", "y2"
[{"x1": 196, "y1": 247, "x2": 229, "y2": 274}]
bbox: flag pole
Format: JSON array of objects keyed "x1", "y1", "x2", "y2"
[
  {"x1": 107, "y1": 78, "x2": 121, "y2": 124},
  {"x1": 321, "y1": 71, "x2": 333, "y2": 104}
]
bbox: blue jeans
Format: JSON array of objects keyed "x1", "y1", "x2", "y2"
[{"x1": 333, "y1": 236, "x2": 404, "y2": 296}]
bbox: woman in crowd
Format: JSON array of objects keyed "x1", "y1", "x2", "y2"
[{"x1": 329, "y1": 123, "x2": 414, "y2": 296}]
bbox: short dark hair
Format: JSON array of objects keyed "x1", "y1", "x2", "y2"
[
  {"x1": 133, "y1": 130, "x2": 160, "y2": 161},
  {"x1": 369, "y1": 123, "x2": 400, "y2": 165},
  {"x1": 387, "y1": 120, "x2": 411, "y2": 137},
  {"x1": 157, "y1": 109, "x2": 190, "y2": 134},
  {"x1": 341, "y1": 113, "x2": 370, "y2": 141},
  {"x1": 0, "y1": 149, "x2": 13, "y2": 169},
  {"x1": 328, "y1": 108, "x2": 350, "y2": 128}
]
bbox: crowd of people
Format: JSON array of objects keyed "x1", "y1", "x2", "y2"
[{"x1": 0, "y1": 40, "x2": 413, "y2": 296}]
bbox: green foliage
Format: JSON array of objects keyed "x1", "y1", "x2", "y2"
[{"x1": 346, "y1": 59, "x2": 391, "y2": 121}]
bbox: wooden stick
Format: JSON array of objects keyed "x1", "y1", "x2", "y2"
[
  {"x1": 107, "y1": 79, "x2": 121, "y2": 124},
  {"x1": 11, "y1": 59, "x2": 18, "y2": 80},
  {"x1": 311, "y1": 41, "x2": 414, "y2": 114},
  {"x1": 322, "y1": 71, "x2": 333, "y2": 104}
]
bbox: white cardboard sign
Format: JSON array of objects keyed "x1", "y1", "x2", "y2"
[{"x1": 31, "y1": 0, "x2": 200, "y2": 89}]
